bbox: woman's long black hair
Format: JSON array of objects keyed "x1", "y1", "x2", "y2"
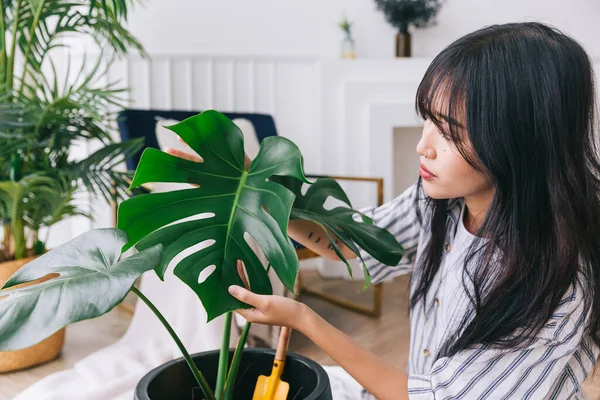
[{"x1": 413, "y1": 22, "x2": 600, "y2": 357}]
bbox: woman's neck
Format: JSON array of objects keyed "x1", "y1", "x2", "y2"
[{"x1": 463, "y1": 189, "x2": 494, "y2": 234}]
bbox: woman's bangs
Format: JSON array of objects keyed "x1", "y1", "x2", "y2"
[{"x1": 416, "y1": 62, "x2": 486, "y2": 172}]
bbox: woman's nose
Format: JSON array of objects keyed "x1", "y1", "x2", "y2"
[{"x1": 416, "y1": 124, "x2": 437, "y2": 160}]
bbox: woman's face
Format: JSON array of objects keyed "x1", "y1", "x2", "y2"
[{"x1": 415, "y1": 118, "x2": 493, "y2": 201}]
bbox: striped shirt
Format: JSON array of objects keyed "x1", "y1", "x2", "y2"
[{"x1": 357, "y1": 183, "x2": 599, "y2": 399}]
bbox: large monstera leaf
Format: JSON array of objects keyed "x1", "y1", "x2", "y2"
[
  {"x1": 117, "y1": 111, "x2": 310, "y2": 321},
  {"x1": 272, "y1": 176, "x2": 405, "y2": 289},
  {"x1": 0, "y1": 229, "x2": 162, "y2": 351}
]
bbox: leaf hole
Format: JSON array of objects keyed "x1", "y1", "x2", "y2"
[
  {"x1": 261, "y1": 204, "x2": 271, "y2": 215},
  {"x1": 167, "y1": 212, "x2": 215, "y2": 227},
  {"x1": 198, "y1": 265, "x2": 216, "y2": 284},
  {"x1": 152, "y1": 182, "x2": 197, "y2": 192},
  {"x1": 169, "y1": 239, "x2": 216, "y2": 275},
  {"x1": 301, "y1": 183, "x2": 310, "y2": 195},
  {"x1": 237, "y1": 260, "x2": 250, "y2": 289},
  {"x1": 323, "y1": 195, "x2": 349, "y2": 211},
  {"x1": 352, "y1": 212, "x2": 365, "y2": 222}
]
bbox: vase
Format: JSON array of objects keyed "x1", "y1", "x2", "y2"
[
  {"x1": 0, "y1": 256, "x2": 66, "y2": 372},
  {"x1": 341, "y1": 36, "x2": 356, "y2": 59},
  {"x1": 396, "y1": 31, "x2": 412, "y2": 57},
  {"x1": 134, "y1": 348, "x2": 333, "y2": 400}
]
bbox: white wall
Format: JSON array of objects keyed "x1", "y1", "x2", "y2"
[
  {"x1": 125, "y1": 0, "x2": 600, "y2": 58},
  {"x1": 49, "y1": 0, "x2": 600, "y2": 248}
]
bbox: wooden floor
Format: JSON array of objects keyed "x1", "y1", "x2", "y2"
[{"x1": 2, "y1": 272, "x2": 600, "y2": 399}]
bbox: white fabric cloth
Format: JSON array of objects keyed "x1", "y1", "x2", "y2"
[
  {"x1": 323, "y1": 366, "x2": 372, "y2": 400},
  {"x1": 13, "y1": 116, "x2": 285, "y2": 400}
]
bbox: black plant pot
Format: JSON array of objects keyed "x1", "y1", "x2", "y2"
[{"x1": 135, "y1": 348, "x2": 333, "y2": 400}]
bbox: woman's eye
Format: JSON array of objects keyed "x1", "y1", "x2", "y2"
[{"x1": 438, "y1": 129, "x2": 451, "y2": 140}]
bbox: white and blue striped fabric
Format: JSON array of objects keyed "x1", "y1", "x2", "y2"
[{"x1": 353, "y1": 183, "x2": 599, "y2": 399}]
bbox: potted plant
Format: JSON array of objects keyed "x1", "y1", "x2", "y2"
[
  {"x1": 374, "y1": 0, "x2": 445, "y2": 57},
  {"x1": 0, "y1": 0, "x2": 145, "y2": 371},
  {"x1": 0, "y1": 110, "x2": 404, "y2": 399}
]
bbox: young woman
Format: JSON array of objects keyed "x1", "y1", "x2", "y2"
[{"x1": 171, "y1": 22, "x2": 600, "y2": 399}]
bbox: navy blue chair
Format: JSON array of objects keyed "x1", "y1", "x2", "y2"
[
  {"x1": 115, "y1": 109, "x2": 384, "y2": 317},
  {"x1": 117, "y1": 109, "x2": 278, "y2": 172}
]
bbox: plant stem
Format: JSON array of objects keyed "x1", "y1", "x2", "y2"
[
  {"x1": 131, "y1": 287, "x2": 215, "y2": 400},
  {"x1": 12, "y1": 184, "x2": 25, "y2": 260},
  {"x1": 18, "y1": 0, "x2": 45, "y2": 94},
  {"x1": 2, "y1": 225, "x2": 11, "y2": 258},
  {"x1": 222, "y1": 264, "x2": 270, "y2": 399},
  {"x1": 6, "y1": 0, "x2": 22, "y2": 91},
  {"x1": 223, "y1": 321, "x2": 251, "y2": 400},
  {"x1": 0, "y1": 0, "x2": 7, "y2": 87},
  {"x1": 12, "y1": 218, "x2": 25, "y2": 259},
  {"x1": 215, "y1": 311, "x2": 233, "y2": 400}
]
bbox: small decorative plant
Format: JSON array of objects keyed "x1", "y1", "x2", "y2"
[
  {"x1": 374, "y1": 0, "x2": 444, "y2": 57},
  {"x1": 374, "y1": 0, "x2": 444, "y2": 34},
  {"x1": 339, "y1": 13, "x2": 356, "y2": 59},
  {"x1": 0, "y1": 111, "x2": 404, "y2": 399}
]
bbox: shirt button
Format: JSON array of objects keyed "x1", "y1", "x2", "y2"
[
  {"x1": 434, "y1": 298, "x2": 440, "y2": 307},
  {"x1": 423, "y1": 349, "x2": 430, "y2": 356},
  {"x1": 445, "y1": 243, "x2": 451, "y2": 252}
]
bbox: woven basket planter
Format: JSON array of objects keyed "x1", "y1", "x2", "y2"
[{"x1": 0, "y1": 256, "x2": 66, "y2": 372}]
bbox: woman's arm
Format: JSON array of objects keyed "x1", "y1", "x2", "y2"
[
  {"x1": 228, "y1": 285, "x2": 409, "y2": 400},
  {"x1": 287, "y1": 219, "x2": 357, "y2": 261},
  {"x1": 303, "y1": 303, "x2": 409, "y2": 399}
]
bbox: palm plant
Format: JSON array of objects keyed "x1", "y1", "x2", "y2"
[{"x1": 0, "y1": 0, "x2": 145, "y2": 261}]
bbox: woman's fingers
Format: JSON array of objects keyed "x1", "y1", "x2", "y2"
[
  {"x1": 229, "y1": 286, "x2": 306, "y2": 329},
  {"x1": 165, "y1": 147, "x2": 204, "y2": 163},
  {"x1": 233, "y1": 307, "x2": 265, "y2": 324},
  {"x1": 228, "y1": 285, "x2": 265, "y2": 309}
]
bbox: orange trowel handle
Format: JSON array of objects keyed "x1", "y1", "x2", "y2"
[{"x1": 275, "y1": 326, "x2": 292, "y2": 362}]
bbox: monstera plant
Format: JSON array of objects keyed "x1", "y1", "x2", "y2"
[{"x1": 0, "y1": 110, "x2": 403, "y2": 400}]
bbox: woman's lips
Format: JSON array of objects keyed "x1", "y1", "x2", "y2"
[{"x1": 419, "y1": 163, "x2": 436, "y2": 180}]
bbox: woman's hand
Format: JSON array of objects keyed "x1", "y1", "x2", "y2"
[
  {"x1": 230, "y1": 281, "x2": 410, "y2": 400},
  {"x1": 228, "y1": 284, "x2": 312, "y2": 332}
]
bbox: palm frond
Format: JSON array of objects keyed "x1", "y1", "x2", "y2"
[
  {"x1": 69, "y1": 138, "x2": 144, "y2": 202},
  {"x1": 0, "y1": 181, "x2": 20, "y2": 225},
  {"x1": 20, "y1": 174, "x2": 89, "y2": 230},
  {"x1": 14, "y1": 0, "x2": 144, "y2": 81},
  {"x1": 0, "y1": 0, "x2": 144, "y2": 255},
  {"x1": 16, "y1": 54, "x2": 127, "y2": 150}
]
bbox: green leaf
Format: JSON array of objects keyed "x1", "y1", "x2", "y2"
[
  {"x1": 0, "y1": 228, "x2": 162, "y2": 351},
  {"x1": 273, "y1": 176, "x2": 405, "y2": 290},
  {"x1": 118, "y1": 110, "x2": 310, "y2": 321}
]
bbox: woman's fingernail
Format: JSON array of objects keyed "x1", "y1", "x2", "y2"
[{"x1": 228, "y1": 285, "x2": 239, "y2": 296}]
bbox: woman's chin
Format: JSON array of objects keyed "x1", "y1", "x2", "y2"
[{"x1": 422, "y1": 181, "x2": 450, "y2": 199}]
